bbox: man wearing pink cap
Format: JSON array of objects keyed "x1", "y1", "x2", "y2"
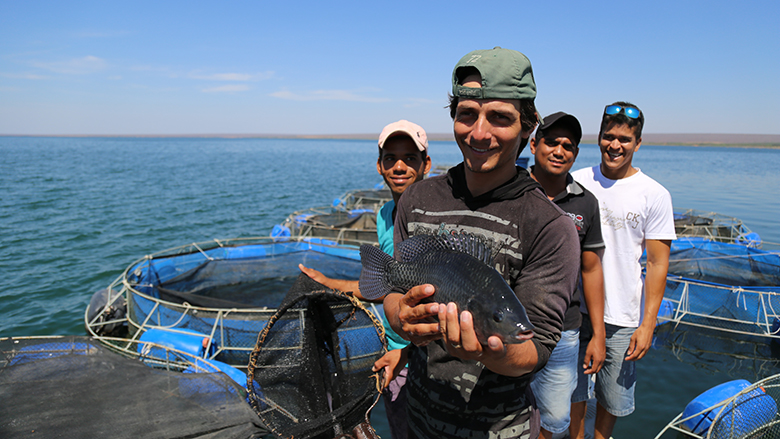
[{"x1": 300, "y1": 119, "x2": 431, "y2": 439}]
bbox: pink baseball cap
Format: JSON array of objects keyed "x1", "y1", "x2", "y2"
[{"x1": 377, "y1": 120, "x2": 428, "y2": 152}]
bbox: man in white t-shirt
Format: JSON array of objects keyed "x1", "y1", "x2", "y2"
[{"x1": 570, "y1": 102, "x2": 676, "y2": 439}]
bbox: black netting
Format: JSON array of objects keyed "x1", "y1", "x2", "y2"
[
  {"x1": 247, "y1": 274, "x2": 386, "y2": 439},
  {"x1": 154, "y1": 251, "x2": 363, "y2": 309},
  {"x1": 668, "y1": 246, "x2": 780, "y2": 287},
  {"x1": 288, "y1": 211, "x2": 378, "y2": 246},
  {"x1": 0, "y1": 336, "x2": 267, "y2": 439}
]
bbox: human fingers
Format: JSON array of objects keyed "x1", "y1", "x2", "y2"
[
  {"x1": 582, "y1": 351, "x2": 595, "y2": 374},
  {"x1": 399, "y1": 285, "x2": 439, "y2": 324},
  {"x1": 298, "y1": 264, "x2": 322, "y2": 281},
  {"x1": 441, "y1": 303, "x2": 462, "y2": 349},
  {"x1": 588, "y1": 343, "x2": 606, "y2": 374},
  {"x1": 625, "y1": 334, "x2": 639, "y2": 361},
  {"x1": 401, "y1": 284, "x2": 437, "y2": 307}
]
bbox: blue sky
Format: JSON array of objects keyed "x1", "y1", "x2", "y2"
[{"x1": 1, "y1": 1, "x2": 778, "y2": 136}]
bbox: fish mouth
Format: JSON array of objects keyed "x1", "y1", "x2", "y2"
[{"x1": 512, "y1": 330, "x2": 534, "y2": 342}]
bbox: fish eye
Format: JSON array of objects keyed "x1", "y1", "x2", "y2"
[{"x1": 493, "y1": 310, "x2": 504, "y2": 323}]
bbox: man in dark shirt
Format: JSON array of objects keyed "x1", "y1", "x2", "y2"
[
  {"x1": 527, "y1": 112, "x2": 606, "y2": 439},
  {"x1": 382, "y1": 47, "x2": 581, "y2": 439}
]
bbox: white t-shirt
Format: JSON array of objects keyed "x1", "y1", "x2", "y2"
[{"x1": 571, "y1": 166, "x2": 676, "y2": 327}]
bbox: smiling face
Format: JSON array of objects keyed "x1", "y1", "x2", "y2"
[
  {"x1": 377, "y1": 135, "x2": 431, "y2": 199},
  {"x1": 530, "y1": 125, "x2": 579, "y2": 179},
  {"x1": 599, "y1": 121, "x2": 641, "y2": 180},
  {"x1": 453, "y1": 76, "x2": 526, "y2": 186}
]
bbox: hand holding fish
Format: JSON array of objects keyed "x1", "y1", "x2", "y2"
[
  {"x1": 439, "y1": 301, "x2": 513, "y2": 363},
  {"x1": 386, "y1": 284, "x2": 442, "y2": 347}
]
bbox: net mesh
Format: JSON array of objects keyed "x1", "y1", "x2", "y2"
[
  {"x1": 707, "y1": 376, "x2": 780, "y2": 439},
  {"x1": 247, "y1": 274, "x2": 386, "y2": 439},
  {"x1": 656, "y1": 239, "x2": 780, "y2": 337},
  {"x1": 0, "y1": 336, "x2": 267, "y2": 439}
]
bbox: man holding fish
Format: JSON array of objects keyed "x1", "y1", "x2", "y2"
[{"x1": 378, "y1": 47, "x2": 581, "y2": 439}]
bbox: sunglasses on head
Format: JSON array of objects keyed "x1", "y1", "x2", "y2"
[{"x1": 604, "y1": 105, "x2": 640, "y2": 119}]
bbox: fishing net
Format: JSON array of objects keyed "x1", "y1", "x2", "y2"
[
  {"x1": 0, "y1": 336, "x2": 267, "y2": 439},
  {"x1": 247, "y1": 274, "x2": 386, "y2": 439},
  {"x1": 656, "y1": 239, "x2": 780, "y2": 338},
  {"x1": 705, "y1": 374, "x2": 780, "y2": 439},
  {"x1": 673, "y1": 209, "x2": 760, "y2": 246},
  {"x1": 332, "y1": 189, "x2": 392, "y2": 211}
]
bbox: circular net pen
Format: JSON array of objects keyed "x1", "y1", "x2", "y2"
[
  {"x1": 332, "y1": 187, "x2": 392, "y2": 212},
  {"x1": 85, "y1": 237, "x2": 367, "y2": 369},
  {"x1": 247, "y1": 274, "x2": 386, "y2": 439}
]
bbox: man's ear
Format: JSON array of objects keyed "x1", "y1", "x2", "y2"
[
  {"x1": 423, "y1": 155, "x2": 432, "y2": 175},
  {"x1": 529, "y1": 137, "x2": 537, "y2": 155}
]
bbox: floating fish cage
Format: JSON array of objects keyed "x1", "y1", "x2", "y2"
[
  {"x1": 85, "y1": 236, "x2": 366, "y2": 368},
  {"x1": 655, "y1": 373, "x2": 780, "y2": 439},
  {"x1": 332, "y1": 185, "x2": 392, "y2": 212},
  {"x1": 271, "y1": 207, "x2": 379, "y2": 246},
  {"x1": 674, "y1": 208, "x2": 761, "y2": 247},
  {"x1": 0, "y1": 335, "x2": 268, "y2": 439},
  {"x1": 656, "y1": 238, "x2": 780, "y2": 339}
]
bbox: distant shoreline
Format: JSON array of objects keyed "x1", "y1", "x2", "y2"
[{"x1": 2, "y1": 133, "x2": 779, "y2": 149}]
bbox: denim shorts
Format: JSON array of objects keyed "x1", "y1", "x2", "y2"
[
  {"x1": 529, "y1": 329, "x2": 580, "y2": 434},
  {"x1": 571, "y1": 317, "x2": 636, "y2": 417}
]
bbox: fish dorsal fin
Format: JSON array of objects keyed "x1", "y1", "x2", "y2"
[{"x1": 397, "y1": 230, "x2": 495, "y2": 266}]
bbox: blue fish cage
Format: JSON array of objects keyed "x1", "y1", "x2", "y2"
[
  {"x1": 85, "y1": 236, "x2": 369, "y2": 368},
  {"x1": 654, "y1": 237, "x2": 780, "y2": 339}
]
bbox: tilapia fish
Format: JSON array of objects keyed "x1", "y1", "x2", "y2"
[{"x1": 359, "y1": 232, "x2": 534, "y2": 345}]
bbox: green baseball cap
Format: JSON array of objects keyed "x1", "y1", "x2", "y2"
[{"x1": 452, "y1": 47, "x2": 537, "y2": 100}]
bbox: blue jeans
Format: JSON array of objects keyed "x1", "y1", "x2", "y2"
[
  {"x1": 530, "y1": 329, "x2": 580, "y2": 434},
  {"x1": 571, "y1": 317, "x2": 636, "y2": 417}
]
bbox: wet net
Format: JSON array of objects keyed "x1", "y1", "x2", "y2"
[
  {"x1": 655, "y1": 372, "x2": 780, "y2": 439},
  {"x1": 0, "y1": 336, "x2": 267, "y2": 439},
  {"x1": 657, "y1": 238, "x2": 780, "y2": 338},
  {"x1": 674, "y1": 209, "x2": 761, "y2": 247},
  {"x1": 247, "y1": 274, "x2": 386, "y2": 439}
]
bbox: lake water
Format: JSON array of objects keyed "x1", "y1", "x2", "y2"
[{"x1": 1, "y1": 136, "x2": 779, "y2": 438}]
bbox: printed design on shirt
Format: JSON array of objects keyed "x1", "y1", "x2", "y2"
[
  {"x1": 601, "y1": 205, "x2": 641, "y2": 230},
  {"x1": 565, "y1": 212, "x2": 584, "y2": 231}
]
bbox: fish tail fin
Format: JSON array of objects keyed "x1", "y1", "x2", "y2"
[{"x1": 359, "y1": 245, "x2": 395, "y2": 300}]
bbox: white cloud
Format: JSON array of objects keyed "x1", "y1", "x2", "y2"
[
  {"x1": 271, "y1": 88, "x2": 390, "y2": 103},
  {"x1": 189, "y1": 71, "x2": 274, "y2": 81},
  {"x1": 1, "y1": 73, "x2": 49, "y2": 80},
  {"x1": 32, "y1": 55, "x2": 107, "y2": 75},
  {"x1": 202, "y1": 84, "x2": 251, "y2": 93}
]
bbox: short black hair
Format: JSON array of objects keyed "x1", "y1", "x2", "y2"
[{"x1": 600, "y1": 101, "x2": 644, "y2": 139}]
